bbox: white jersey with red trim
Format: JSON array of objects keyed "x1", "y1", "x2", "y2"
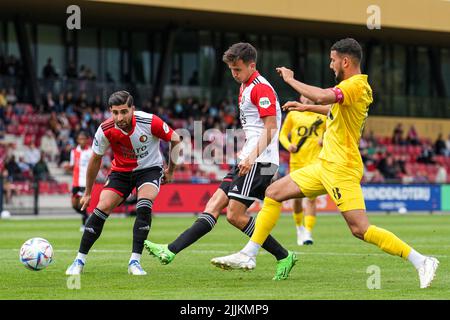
[
  {"x1": 92, "y1": 111, "x2": 174, "y2": 172},
  {"x1": 70, "y1": 145, "x2": 93, "y2": 188},
  {"x1": 238, "y1": 71, "x2": 281, "y2": 165}
]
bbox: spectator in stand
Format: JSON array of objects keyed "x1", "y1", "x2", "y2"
[
  {"x1": 377, "y1": 155, "x2": 400, "y2": 182},
  {"x1": 5, "y1": 88, "x2": 17, "y2": 105},
  {"x1": 23, "y1": 143, "x2": 41, "y2": 167},
  {"x1": 435, "y1": 164, "x2": 447, "y2": 184},
  {"x1": 392, "y1": 123, "x2": 404, "y2": 145},
  {"x1": 59, "y1": 142, "x2": 73, "y2": 168},
  {"x1": 42, "y1": 58, "x2": 58, "y2": 79},
  {"x1": 417, "y1": 143, "x2": 435, "y2": 164},
  {"x1": 413, "y1": 170, "x2": 429, "y2": 184},
  {"x1": 367, "y1": 130, "x2": 377, "y2": 147},
  {"x1": 0, "y1": 89, "x2": 7, "y2": 108},
  {"x1": 5, "y1": 155, "x2": 23, "y2": 181},
  {"x1": 446, "y1": 133, "x2": 450, "y2": 157},
  {"x1": 17, "y1": 156, "x2": 32, "y2": 179},
  {"x1": 434, "y1": 133, "x2": 446, "y2": 156},
  {"x1": 44, "y1": 92, "x2": 56, "y2": 112},
  {"x1": 2, "y1": 166, "x2": 14, "y2": 204},
  {"x1": 40, "y1": 129, "x2": 59, "y2": 162},
  {"x1": 66, "y1": 61, "x2": 78, "y2": 79},
  {"x1": 33, "y1": 153, "x2": 53, "y2": 181},
  {"x1": 406, "y1": 125, "x2": 420, "y2": 145},
  {"x1": 0, "y1": 118, "x2": 5, "y2": 139},
  {"x1": 370, "y1": 169, "x2": 385, "y2": 183}
]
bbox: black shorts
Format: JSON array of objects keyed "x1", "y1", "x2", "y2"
[
  {"x1": 103, "y1": 166, "x2": 164, "y2": 200},
  {"x1": 72, "y1": 187, "x2": 86, "y2": 197},
  {"x1": 219, "y1": 162, "x2": 278, "y2": 208}
]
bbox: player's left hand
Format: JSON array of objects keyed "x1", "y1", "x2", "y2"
[
  {"x1": 238, "y1": 157, "x2": 253, "y2": 176},
  {"x1": 282, "y1": 101, "x2": 308, "y2": 112},
  {"x1": 162, "y1": 168, "x2": 173, "y2": 184}
]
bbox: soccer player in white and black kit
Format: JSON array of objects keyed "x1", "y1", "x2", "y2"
[
  {"x1": 65, "y1": 91, "x2": 180, "y2": 276},
  {"x1": 144, "y1": 43, "x2": 297, "y2": 280}
]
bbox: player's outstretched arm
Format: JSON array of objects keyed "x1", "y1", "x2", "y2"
[
  {"x1": 276, "y1": 67, "x2": 336, "y2": 105},
  {"x1": 80, "y1": 152, "x2": 103, "y2": 211},
  {"x1": 282, "y1": 101, "x2": 331, "y2": 115}
]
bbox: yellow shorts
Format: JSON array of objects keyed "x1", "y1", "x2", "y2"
[{"x1": 290, "y1": 160, "x2": 365, "y2": 212}]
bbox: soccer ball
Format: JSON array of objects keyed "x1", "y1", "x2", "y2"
[{"x1": 19, "y1": 238, "x2": 54, "y2": 271}]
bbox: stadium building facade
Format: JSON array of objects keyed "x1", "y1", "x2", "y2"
[{"x1": 0, "y1": 0, "x2": 449, "y2": 120}]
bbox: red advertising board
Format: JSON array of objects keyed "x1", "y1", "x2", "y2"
[{"x1": 88, "y1": 183, "x2": 338, "y2": 214}]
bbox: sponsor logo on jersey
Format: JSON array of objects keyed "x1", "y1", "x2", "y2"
[
  {"x1": 139, "y1": 135, "x2": 148, "y2": 143},
  {"x1": 259, "y1": 97, "x2": 271, "y2": 109}
]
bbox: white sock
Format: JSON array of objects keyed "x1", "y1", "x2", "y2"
[
  {"x1": 129, "y1": 253, "x2": 141, "y2": 263},
  {"x1": 407, "y1": 248, "x2": 426, "y2": 269},
  {"x1": 296, "y1": 226, "x2": 304, "y2": 233},
  {"x1": 241, "y1": 241, "x2": 261, "y2": 258},
  {"x1": 76, "y1": 252, "x2": 87, "y2": 264}
]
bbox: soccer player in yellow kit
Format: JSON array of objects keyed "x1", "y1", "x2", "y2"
[
  {"x1": 211, "y1": 38, "x2": 439, "y2": 288},
  {"x1": 279, "y1": 95, "x2": 326, "y2": 245}
]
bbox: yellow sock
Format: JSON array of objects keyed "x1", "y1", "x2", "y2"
[
  {"x1": 250, "y1": 197, "x2": 282, "y2": 245},
  {"x1": 304, "y1": 215, "x2": 316, "y2": 232},
  {"x1": 363, "y1": 225, "x2": 412, "y2": 259},
  {"x1": 293, "y1": 211, "x2": 304, "y2": 227}
]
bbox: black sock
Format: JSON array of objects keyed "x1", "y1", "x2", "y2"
[
  {"x1": 168, "y1": 212, "x2": 217, "y2": 254},
  {"x1": 242, "y1": 216, "x2": 288, "y2": 260},
  {"x1": 132, "y1": 198, "x2": 153, "y2": 254},
  {"x1": 79, "y1": 208, "x2": 108, "y2": 254}
]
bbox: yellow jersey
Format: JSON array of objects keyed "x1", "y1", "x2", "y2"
[
  {"x1": 279, "y1": 111, "x2": 327, "y2": 166},
  {"x1": 319, "y1": 74, "x2": 373, "y2": 168}
]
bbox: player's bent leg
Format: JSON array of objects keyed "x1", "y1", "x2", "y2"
[
  {"x1": 66, "y1": 190, "x2": 123, "y2": 275},
  {"x1": 145, "y1": 188, "x2": 228, "y2": 264},
  {"x1": 342, "y1": 209, "x2": 439, "y2": 288}
]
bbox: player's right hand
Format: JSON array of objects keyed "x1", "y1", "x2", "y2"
[
  {"x1": 276, "y1": 67, "x2": 294, "y2": 82},
  {"x1": 282, "y1": 101, "x2": 308, "y2": 112},
  {"x1": 80, "y1": 194, "x2": 91, "y2": 211}
]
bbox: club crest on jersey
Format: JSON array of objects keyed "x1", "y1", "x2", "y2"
[
  {"x1": 259, "y1": 97, "x2": 271, "y2": 109},
  {"x1": 163, "y1": 122, "x2": 170, "y2": 134},
  {"x1": 139, "y1": 135, "x2": 148, "y2": 143}
]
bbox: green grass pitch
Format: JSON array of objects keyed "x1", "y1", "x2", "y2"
[{"x1": 0, "y1": 213, "x2": 449, "y2": 300}]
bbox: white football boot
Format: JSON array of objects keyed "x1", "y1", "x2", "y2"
[
  {"x1": 211, "y1": 252, "x2": 256, "y2": 271},
  {"x1": 128, "y1": 260, "x2": 147, "y2": 275},
  {"x1": 417, "y1": 256, "x2": 439, "y2": 289}
]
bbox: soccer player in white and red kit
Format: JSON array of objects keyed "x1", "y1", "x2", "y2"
[
  {"x1": 68, "y1": 131, "x2": 93, "y2": 231},
  {"x1": 144, "y1": 43, "x2": 296, "y2": 280},
  {"x1": 66, "y1": 91, "x2": 180, "y2": 276}
]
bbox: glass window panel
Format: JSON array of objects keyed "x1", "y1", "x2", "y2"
[
  {"x1": 37, "y1": 24, "x2": 63, "y2": 78},
  {"x1": 78, "y1": 28, "x2": 99, "y2": 79}
]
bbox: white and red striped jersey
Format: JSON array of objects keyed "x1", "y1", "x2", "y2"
[
  {"x1": 92, "y1": 111, "x2": 174, "y2": 172},
  {"x1": 70, "y1": 145, "x2": 93, "y2": 188},
  {"x1": 238, "y1": 71, "x2": 281, "y2": 165}
]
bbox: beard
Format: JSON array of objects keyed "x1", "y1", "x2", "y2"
[{"x1": 335, "y1": 69, "x2": 344, "y2": 83}]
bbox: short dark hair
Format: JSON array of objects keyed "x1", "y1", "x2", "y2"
[
  {"x1": 223, "y1": 42, "x2": 257, "y2": 64},
  {"x1": 77, "y1": 131, "x2": 89, "y2": 139},
  {"x1": 331, "y1": 38, "x2": 363, "y2": 62},
  {"x1": 108, "y1": 90, "x2": 133, "y2": 108}
]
